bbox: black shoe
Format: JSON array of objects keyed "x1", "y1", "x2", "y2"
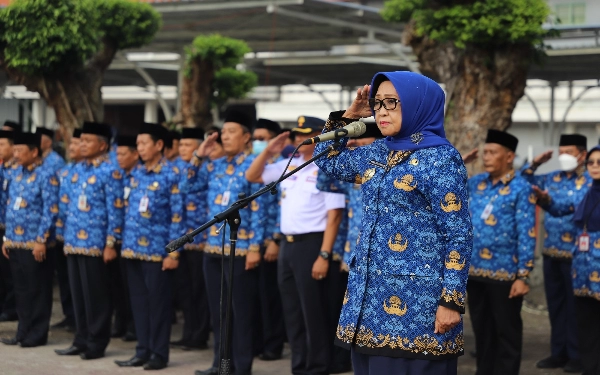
[
  {"x1": 564, "y1": 359, "x2": 583, "y2": 373},
  {"x1": 258, "y1": 351, "x2": 282, "y2": 361},
  {"x1": 80, "y1": 351, "x2": 105, "y2": 360},
  {"x1": 330, "y1": 363, "x2": 352, "y2": 374},
  {"x1": 0, "y1": 313, "x2": 18, "y2": 322},
  {"x1": 51, "y1": 318, "x2": 75, "y2": 330},
  {"x1": 143, "y1": 357, "x2": 167, "y2": 371},
  {"x1": 1, "y1": 337, "x2": 19, "y2": 345},
  {"x1": 111, "y1": 329, "x2": 126, "y2": 338},
  {"x1": 20, "y1": 340, "x2": 46, "y2": 348},
  {"x1": 469, "y1": 350, "x2": 477, "y2": 358},
  {"x1": 65, "y1": 324, "x2": 76, "y2": 333},
  {"x1": 195, "y1": 367, "x2": 219, "y2": 375},
  {"x1": 122, "y1": 332, "x2": 137, "y2": 342},
  {"x1": 169, "y1": 339, "x2": 187, "y2": 347},
  {"x1": 115, "y1": 356, "x2": 148, "y2": 367},
  {"x1": 536, "y1": 356, "x2": 569, "y2": 369},
  {"x1": 181, "y1": 342, "x2": 209, "y2": 351},
  {"x1": 55, "y1": 346, "x2": 85, "y2": 356}
]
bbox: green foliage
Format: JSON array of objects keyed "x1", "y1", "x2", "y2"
[
  {"x1": 213, "y1": 68, "x2": 258, "y2": 107},
  {"x1": 381, "y1": 0, "x2": 550, "y2": 48},
  {"x1": 185, "y1": 34, "x2": 252, "y2": 76},
  {"x1": 0, "y1": 0, "x2": 161, "y2": 76}
]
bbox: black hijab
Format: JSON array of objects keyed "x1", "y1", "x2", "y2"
[{"x1": 573, "y1": 146, "x2": 600, "y2": 232}]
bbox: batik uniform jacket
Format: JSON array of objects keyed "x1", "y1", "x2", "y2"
[
  {"x1": 255, "y1": 155, "x2": 282, "y2": 247},
  {"x1": 316, "y1": 172, "x2": 349, "y2": 262},
  {"x1": 177, "y1": 159, "x2": 207, "y2": 251},
  {"x1": 0, "y1": 159, "x2": 19, "y2": 230},
  {"x1": 42, "y1": 150, "x2": 65, "y2": 175},
  {"x1": 540, "y1": 183, "x2": 600, "y2": 301},
  {"x1": 56, "y1": 162, "x2": 79, "y2": 242},
  {"x1": 63, "y1": 155, "x2": 124, "y2": 256},
  {"x1": 4, "y1": 161, "x2": 59, "y2": 249},
  {"x1": 314, "y1": 116, "x2": 473, "y2": 360},
  {"x1": 468, "y1": 172, "x2": 536, "y2": 283},
  {"x1": 122, "y1": 158, "x2": 184, "y2": 261},
  {"x1": 521, "y1": 163, "x2": 590, "y2": 260},
  {"x1": 180, "y1": 151, "x2": 264, "y2": 257},
  {"x1": 343, "y1": 182, "x2": 363, "y2": 267}
]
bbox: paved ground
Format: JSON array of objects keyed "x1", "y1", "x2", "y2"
[{"x1": 0, "y1": 282, "x2": 575, "y2": 375}]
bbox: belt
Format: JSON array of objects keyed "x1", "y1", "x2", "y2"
[{"x1": 283, "y1": 232, "x2": 323, "y2": 243}]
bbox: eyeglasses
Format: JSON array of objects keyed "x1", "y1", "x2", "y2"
[
  {"x1": 587, "y1": 159, "x2": 600, "y2": 167},
  {"x1": 368, "y1": 98, "x2": 400, "y2": 112}
]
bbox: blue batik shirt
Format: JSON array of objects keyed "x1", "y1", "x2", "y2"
[
  {"x1": 468, "y1": 171, "x2": 536, "y2": 282},
  {"x1": 181, "y1": 151, "x2": 264, "y2": 257},
  {"x1": 63, "y1": 155, "x2": 124, "y2": 257},
  {"x1": 317, "y1": 172, "x2": 349, "y2": 262},
  {"x1": 539, "y1": 183, "x2": 600, "y2": 301},
  {"x1": 4, "y1": 160, "x2": 59, "y2": 249},
  {"x1": 315, "y1": 116, "x2": 473, "y2": 360},
  {"x1": 254, "y1": 154, "x2": 281, "y2": 247},
  {"x1": 521, "y1": 163, "x2": 590, "y2": 260},
  {"x1": 344, "y1": 182, "x2": 363, "y2": 266},
  {"x1": 42, "y1": 150, "x2": 65, "y2": 175},
  {"x1": 122, "y1": 158, "x2": 184, "y2": 261},
  {"x1": 177, "y1": 158, "x2": 207, "y2": 252},
  {"x1": 0, "y1": 159, "x2": 19, "y2": 230},
  {"x1": 56, "y1": 162, "x2": 81, "y2": 242}
]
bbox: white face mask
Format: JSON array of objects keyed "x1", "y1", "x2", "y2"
[{"x1": 558, "y1": 153, "x2": 579, "y2": 172}]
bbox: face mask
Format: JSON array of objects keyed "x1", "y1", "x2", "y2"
[
  {"x1": 252, "y1": 140, "x2": 268, "y2": 155},
  {"x1": 558, "y1": 153, "x2": 579, "y2": 172}
]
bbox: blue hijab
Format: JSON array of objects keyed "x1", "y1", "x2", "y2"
[
  {"x1": 573, "y1": 145, "x2": 600, "y2": 232},
  {"x1": 370, "y1": 71, "x2": 451, "y2": 151}
]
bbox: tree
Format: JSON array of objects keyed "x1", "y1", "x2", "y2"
[
  {"x1": 178, "y1": 34, "x2": 258, "y2": 128},
  {"x1": 0, "y1": 0, "x2": 161, "y2": 140},
  {"x1": 381, "y1": 0, "x2": 551, "y2": 163}
]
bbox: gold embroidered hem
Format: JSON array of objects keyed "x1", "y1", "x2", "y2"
[
  {"x1": 574, "y1": 287, "x2": 600, "y2": 301},
  {"x1": 204, "y1": 244, "x2": 258, "y2": 257},
  {"x1": 63, "y1": 245, "x2": 103, "y2": 257},
  {"x1": 440, "y1": 287, "x2": 465, "y2": 307},
  {"x1": 337, "y1": 324, "x2": 464, "y2": 356},
  {"x1": 542, "y1": 247, "x2": 573, "y2": 259},
  {"x1": 469, "y1": 266, "x2": 516, "y2": 282},
  {"x1": 121, "y1": 249, "x2": 164, "y2": 262},
  {"x1": 3, "y1": 240, "x2": 34, "y2": 250}
]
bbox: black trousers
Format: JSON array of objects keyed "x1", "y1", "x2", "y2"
[
  {"x1": 351, "y1": 348, "x2": 458, "y2": 375},
  {"x1": 177, "y1": 250, "x2": 210, "y2": 345},
  {"x1": 327, "y1": 262, "x2": 351, "y2": 370},
  {"x1": 204, "y1": 254, "x2": 258, "y2": 374},
  {"x1": 467, "y1": 279, "x2": 523, "y2": 375},
  {"x1": 543, "y1": 256, "x2": 579, "y2": 360},
  {"x1": 574, "y1": 297, "x2": 600, "y2": 375},
  {"x1": 279, "y1": 234, "x2": 331, "y2": 375},
  {"x1": 126, "y1": 259, "x2": 173, "y2": 362},
  {"x1": 54, "y1": 241, "x2": 74, "y2": 324},
  {"x1": 0, "y1": 229, "x2": 16, "y2": 317},
  {"x1": 9, "y1": 247, "x2": 54, "y2": 345},
  {"x1": 68, "y1": 254, "x2": 112, "y2": 354},
  {"x1": 257, "y1": 246, "x2": 285, "y2": 356},
  {"x1": 108, "y1": 246, "x2": 134, "y2": 335}
]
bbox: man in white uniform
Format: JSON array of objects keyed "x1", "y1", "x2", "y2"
[{"x1": 246, "y1": 116, "x2": 345, "y2": 375}]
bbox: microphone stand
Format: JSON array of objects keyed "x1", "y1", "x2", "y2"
[{"x1": 165, "y1": 140, "x2": 342, "y2": 375}]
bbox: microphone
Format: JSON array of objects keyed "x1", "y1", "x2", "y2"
[{"x1": 301, "y1": 121, "x2": 367, "y2": 145}]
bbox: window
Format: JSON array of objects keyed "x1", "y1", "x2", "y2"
[{"x1": 556, "y1": 3, "x2": 587, "y2": 25}]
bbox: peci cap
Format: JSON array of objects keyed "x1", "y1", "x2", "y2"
[
  {"x1": 3, "y1": 121, "x2": 22, "y2": 132},
  {"x1": 82, "y1": 122, "x2": 112, "y2": 139},
  {"x1": 181, "y1": 127, "x2": 205, "y2": 140},
  {"x1": 115, "y1": 134, "x2": 138, "y2": 148},
  {"x1": 255, "y1": 118, "x2": 281, "y2": 135},
  {"x1": 14, "y1": 132, "x2": 41, "y2": 148},
  {"x1": 139, "y1": 122, "x2": 169, "y2": 142},
  {"x1": 35, "y1": 127, "x2": 55, "y2": 139},
  {"x1": 485, "y1": 129, "x2": 518, "y2": 152},
  {"x1": 73, "y1": 129, "x2": 82, "y2": 139},
  {"x1": 0, "y1": 130, "x2": 14, "y2": 140},
  {"x1": 559, "y1": 134, "x2": 587, "y2": 149},
  {"x1": 223, "y1": 109, "x2": 255, "y2": 131},
  {"x1": 292, "y1": 116, "x2": 325, "y2": 134}
]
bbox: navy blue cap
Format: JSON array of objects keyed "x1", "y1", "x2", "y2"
[{"x1": 292, "y1": 116, "x2": 325, "y2": 134}]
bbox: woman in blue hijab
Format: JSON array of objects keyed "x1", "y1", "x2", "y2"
[
  {"x1": 314, "y1": 71, "x2": 473, "y2": 375},
  {"x1": 534, "y1": 145, "x2": 600, "y2": 375}
]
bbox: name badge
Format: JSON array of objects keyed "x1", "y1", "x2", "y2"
[
  {"x1": 78, "y1": 195, "x2": 87, "y2": 210},
  {"x1": 480, "y1": 203, "x2": 493, "y2": 220},
  {"x1": 2, "y1": 180, "x2": 7, "y2": 191},
  {"x1": 579, "y1": 234, "x2": 590, "y2": 252},
  {"x1": 222, "y1": 191, "x2": 231, "y2": 206},
  {"x1": 13, "y1": 197, "x2": 22, "y2": 211},
  {"x1": 124, "y1": 186, "x2": 131, "y2": 200},
  {"x1": 139, "y1": 196, "x2": 149, "y2": 213}
]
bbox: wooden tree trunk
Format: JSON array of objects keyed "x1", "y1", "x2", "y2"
[
  {"x1": 179, "y1": 58, "x2": 215, "y2": 129},
  {"x1": 403, "y1": 21, "x2": 532, "y2": 173}
]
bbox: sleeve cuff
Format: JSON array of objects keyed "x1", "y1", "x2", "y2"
[{"x1": 439, "y1": 288, "x2": 466, "y2": 314}]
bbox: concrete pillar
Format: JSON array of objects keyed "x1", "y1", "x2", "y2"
[{"x1": 144, "y1": 101, "x2": 158, "y2": 123}]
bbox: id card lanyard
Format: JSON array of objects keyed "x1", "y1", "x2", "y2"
[
  {"x1": 78, "y1": 182, "x2": 88, "y2": 211},
  {"x1": 13, "y1": 184, "x2": 24, "y2": 211},
  {"x1": 480, "y1": 194, "x2": 499, "y2": 220},
  {"x1": 222, "y1": 176, "x2": 235, "y2": 207},
  {"x1": 579, "y1": 198, "x2": 600, "y2": 252}
]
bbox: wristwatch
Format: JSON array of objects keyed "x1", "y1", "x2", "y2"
[
  {"x1": 319, "y1": 251, "x2": 331, "y2": 260},
  {"x1": 106, "y1": 239, "x2": 115, "y2": 249},
  {"x1": 517, "y1": 276, "x2": 529, "y2": 285}
]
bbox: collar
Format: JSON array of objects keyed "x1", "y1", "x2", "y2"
[
  {"x1": 24, "y1": 159, "x2": 43, "y2": 172},
  {"x1": 3, "y1": 158, "x2": 17, "y2": 168},
  {"x1": 144, "y1": 157, "x2": 167, "y2": 173},
  {"x1": 226, "y1": 150, "x2": 250, "y2": 165},
  {"x1": 488, "y1": 169, "x2": 515, "y2": 185},
  {"x1": 42, "y1": 149, "x2": 52, "y2": 159},
  {"x1": 85, "y1": 153, "x2": 108, "y2": 168}
]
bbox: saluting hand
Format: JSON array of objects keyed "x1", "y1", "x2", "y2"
[
  {"x1": 343, "y1": 84, "x2": 373, "y2": 119},
  {"x1": 195, "y1": 132, "x2": 219, "y2": 158},
  {"x1": 532, "y1": 150, "x2": 553, "y2": 167},
  {"x1": 32, "y1": 243, "x2": 46, "y2": 263},
  {"x1": 2, "y1": 244, "x2": 8, "y2": 259},
  {"x1": 509, "y1": 279, "x2": 530, "y2": 298},
  {"x1": 434, "y1": 305, "x2": 461, "y2": 334},
  {"x1": 462, "y1": 148, "x2": 479, "y2": 165},
  {"x1": 265, "y1": 132, "x2": 290, "y2": 157}
]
